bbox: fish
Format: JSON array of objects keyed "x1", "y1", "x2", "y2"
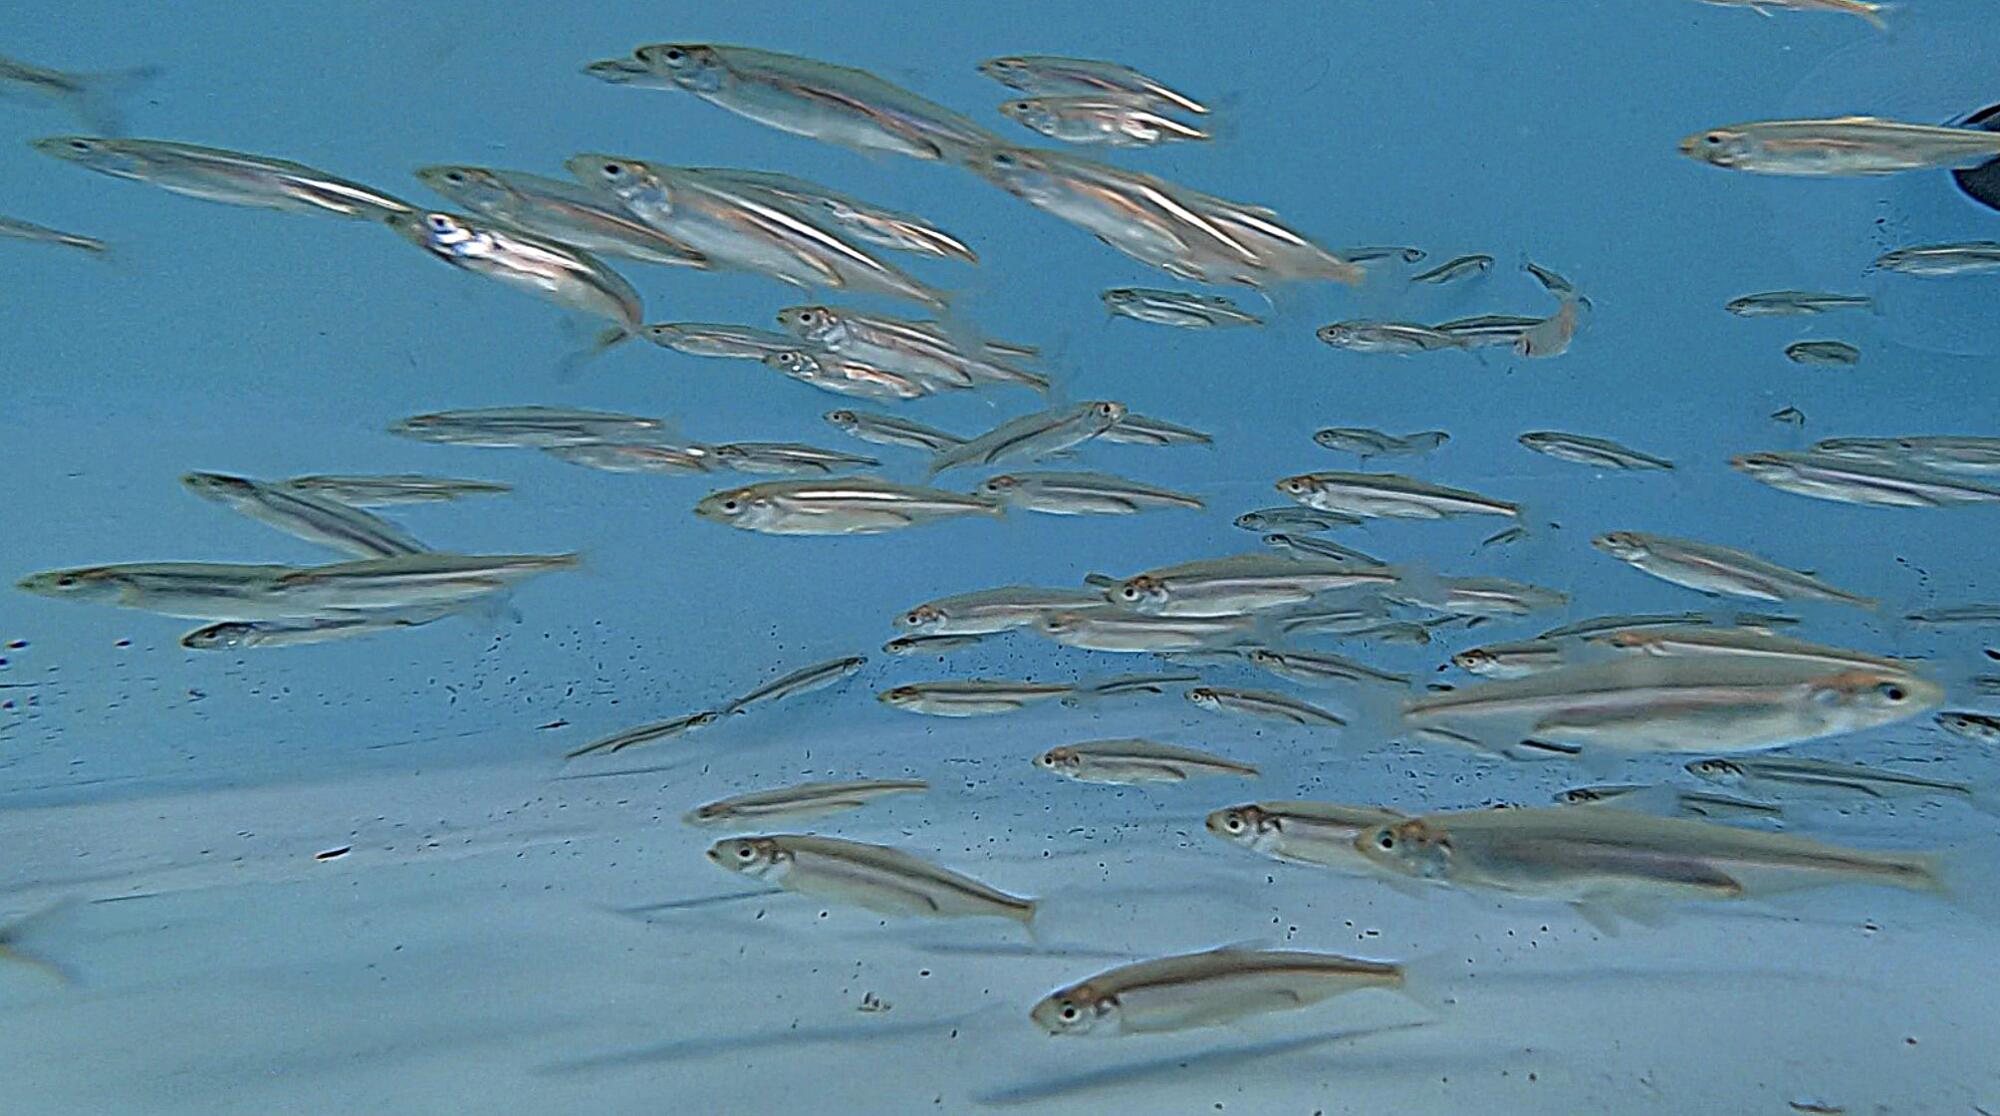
[
  {"x1": 687, "y1": 167, "x2": 978, "y2": 262},
  {"x1": 1936, "y1": 711, "x2": 2000, "y2": 745},
  {"x1": 877, "y1": 680, "x2": 1072, "y2": 716},
  {"x1": 1594, "y1": 626, "x2": 1904, "y2": 673},
  {"x1": 386, "y1": 210, "x2": 641, "y2": 348},
  {"x1": 1591, "y1": 531, "x2": 1874, "y2": 607},
  {"x1": 1207, "y1": 801, "x2": 1407, "y2": 872},
  {"x1": 776, "y1": 305, "x2": 1046, "y2": 392},
  {"x1": 824, "y1": 409, "x2": 965, "y2": 453},
  {"x1": 1186, "y1": 686, "x2": 1346, "y2": 727},
  {"x1": 179, "y1": 611, "x2": 451, "y2": 651},
  {"x1": 1811, "y1": 436, "x2": 2000, "y2": 475},
  {"x1": 763, "y1": 349, "x2": 932, "y2": 400},
  {"x1": 1034, "y1": 738, "x2": 1257, "y2": 784},
  {"x1": 254, "y1": 553, "x2": 578, "y2": 615},
  {"x1": 882, "y1": 633, "x2": 987, "y2": 655},
  {"x1": 1234, "y1": 506, "x2": 1362, "y2": 532},
  {"x1": 1873, "y1": 242, "x2": 2000, "y2": 277},
  {"x1": 1355, "y1": 805, "x2": 1941, "y2": 923},
  {"x1": 0, "y1": 53, "x2": 158, "y2": 134},
  {"x1": 1680, "y1": 117, "x2": 2000, "y2": 176},
  {"x1": 1731, "y1": 451, "x2": 2000, "y2": 508},
  {"x1": 977, "y1": 56, "x2": 1207, "y2": 115},
  {"x1": 1404, "y1": 656, "x2": 1940, "y2": 754},
  {"x1": 1771, "y1": 406, "x2": 1807, "y2": 426},
  {"x1": 1246, "y1": 648, "x2": 1409, "y2": 688},
  {"x1": 721, "y1": 655, "x2": 868, "y2": 715},
  {"x1": 1313, "y1": 428, "x2": 1450, "y2": 458},
  {"x1": 1553, "y1": 784, "x2": 1783, "y2": 821},
  {"x1": 643, "y1": 321, "x2": 800, "y2": 360},
  {"x1": 0, "y1": 214, "x2": 106, "y2": 255},
  {"x1": 1411, "y1": 254, "x2": 1493, "y2": 285},
  {"x1": 1521, "y1": 260, "x2": 1580, "y2": 297},
  {"x1": 1538, "y1": 612, "x2": 1733, "y2": 639},
  {"x1": 1036, "y1": 608, "x2": 1258, "y2": 654},
  {"x1": 1262, "y1": 536, "x2": 1388, "y2": 574},
  {"x1": 415, "y1": 165, "x2": 708, "y2": 267},
  {"x1": 1340, "y1": 245, "x2": 1427, "y2": 264},
  {"x1": 1481, "y1": 526, "x2": 1529, "y2": 549},
  {"x1": 1904, "y1": 604, "x2": 2000, "y2": 626},
  {"x1": 181, "y1": 472, "x2": 430, "y2": 559},
  {"x1": 565, "y1": 710, "x2": 721, "y2": 759},
  {"x1": 1452, "y1": 639, "x2": 1569, "y2": 679},
  {"x1": 390, "y1": 406, "x2": 664, "y2": 447},
  {"x1": 33, "y1": 136, "x2": 410, "y2": 217},
  {"x1": 1389, "y1": 576, "x2": 1570, "y2": 618},
  {"x1": 897, "y1": 586, "x2": 1107, "y2": 635},
  {"x1": 1109, "y1": 553, "x2": 1397, "y2": 617},
  {"x1": 1519, "y1": 432, "x2": 1674, "y2": 471},
  {"x1": 684, "y1": 779, "x2": 928, "y2": 825},
  {"x1": 1002, "y1": 96, "x2": 1210, "y2": 147},
  {"x1": 1031, "y1": 947, "x2": 1406, "y2": 1036},
  {"x1": 1433, "y1": 313, "x2": 1543, "y2": 348},
  {"x1": 566, "y1": 155, "x2": 947, "y2": 306},
  {"x1": 543, "y1": 442, "x2": 715, "y2": 474},
  {"x1": 1515, "y1": 297, "x2": 1584, "y2": 358},
  {"x1": 1315, "y1": 321, "x2": 1464, "y2": 354},
  {"x1": 1099, "y1": 414, "x2": 1214, "y2": 446},
  {"x1": 1725, "y1": 290, "x2": 1873, "y2": 316},
  {"x1": 696, "y1": 477, "x2": 1002, "y2": 535},
  {"x1": 599, "y1": 44, "x2": 1004, "y2": 162},
  {"x1": 1687, "y1": 756, "x2": 1992, "y2": 812},
  {"x1": 277, "y1": 475, "x2": 511, "y2": 506},
  {"x1": 16, "y1": 561, "x2": 299, "y2": 620},
  {"x1": 1102, "y1": 287, "x2": 1262, "y2": 328},
  {"x1": 707, "y1": 834, "x2": 1035, "y2": 923},
  {"x1": 1269, "y1": 604, "x2": 1394, "y2": 638},
  {"x1": 1693, "y1": 0, "x2": 1888, "y2": 29},
  {"x1": 930, "y1": 402, "x2": 1126, "y2": 474},
  {"x1": 1785, "y1": 340, "x2": 1860, "y2": 367},
  {"x1": 979, "y1": 471, "x2": 1203, "y2": 515},
  {"x1": 1277, "y1": 471, "x2": 1518, "y2": 519},
  {"x1": 709, "y1": 442, "x2": 882, "y2": 475}
]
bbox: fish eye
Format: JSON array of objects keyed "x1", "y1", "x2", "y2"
[
  {"x1": 1376, "y1": 832, "x2": 1395, "y2": 850},
  {"x1": 992, "y1": 152, "x2": 1017, "y2": 168},
  {"x1": 1877, "y1": 683, "x2": 1908, "y2": 702},
  {"x1": 735, "y1": 845, "x2": 755, "y2": 860},
  {"x1": 425, "y1": 213, "x2": 452, "y2": 230},
  {"x1": 663, "y1": 47, "x2": 685, "y2": 62},
  {"x1": 602, "y1": 162, "x2": 625, "y2": 177},
  {"x1": 445, "y1": 170, "x2": 466, "y2": 183},
  {"x1": 1223, "y1": 813, "x2": 1244, "y2": 833},
  {"x1": 1703, "y1": 133, "x2": 1726, "y2": 146},
  {"x1": 55, "y1": 575, "x2": 77, "y2": 588},
  {"x1": 721, "y1": 499, "x2": 739, "y2": 512},
  {"x1": 1058, "y1": 1004, "x2": 1079, "y2": 1021}
]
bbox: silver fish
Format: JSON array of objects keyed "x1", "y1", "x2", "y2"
[
  {"x1": 877, "y1": 680, "x2": 1072, "y2": 716},
  {"x1": 1771, "y1": 406, "x2": 1807, "y2": 426},
  {"x1": 179, "y1": 611, "x2": 450, "y2": 651},
  {"x1": 33, "y1": 136, "x2": 409, "y2": 217},
  {"x1": 684, "y1": 779, "x2": 928, "y2": 825},
  {"x1": 1339, "y1": 245, "x2": 1426, "y2": 263},
  {"x1": 1811, "y1": 436, "x2": 2000, "y2": 475},
  {"x1": 695, "y1": 477, "x2": 1001, "y2": 534},
  {"x1": 1036, "y1": 608, "x2": 1257, "y2": 653},
  {"x1": 1277, "y1": 471, "x2": 1518, "y2": 519},
  {"x1": 776, "y1": 305, "x2": 1046, "y2": 392},
  {"x1": 1539, "y1": 612, "x2": 1724, "y2": 639},
  {"x1": 1246, "y1": 648, "x2": 1408, "y2": 688},
  {"x1": 709, "y1": 442, "x2": 882, "y2": 475},
  {"x1": 763, "y1": 349, "x2": 932, "y2": 400},
  {"x1": 1553, "y1": 784, "x2": 1783, "y2": 821},
  {"x1": 0, "y1": 214, "x2": 105, "y2": 255},
  {"x1": 1904, "y1": 604, "x2": 2000, "y2": 626},
  {"x1": 1034, "y1": 738, "x2": 1256, "y2": 784},
  {"x1": 1481, "y1": 526, "x2": 1529, "y2": 549},
  {"x1": 1519, "y1": 431, "x2": 1674, "y2": 471},
  {"x1": 415, "y1": 165, "x2": 707, "y2": 267},
  {"x1": 1873, "y1": 241, "x2": 2000, "y2": 277},
  {"x1": 278, "y1": 475, "x2": 510, "y2": 506},
  {"x1": 1206, "y1": 801, "x2": 1407, "y2": 872},
  {"x1": 1186, "y1": 686, "x2": 1346, "y2": 727},
  {"x1": 1515, "y1": 297, "x2": 1584, "y2": 358},
  {"x1": 707, "y1": 834, "x2": 1034, "y2": 923},
  {"x1": 386, "y1": 210, "x2": 641, "y2": 345},
  {"x1": 0, "y1": 53, "x2": 158, "y2": 134},
  {"x1": 543, "y1": 442, "x2": 714, "y2": 474},
  {"x1": 1388, "y1": 576, "x2": 1569, "y2": 618},
  {"x1": 1433, "y1": 313, "x2": 1542, "y2": 348},
  {"x1": 1102, "y1": 287, "x2": 1262, "y2": 328},
  {"x1": 1936, "y1": 711, "x2": 2000, "y2": 745},
  {"x1": 930, "y1": 402, "x2": 1126, "y2": 474},
  {"x1": 1453, "y1": 639, "x2": 1568, "y2": 679},
  {"x1": 643, "y1": 321, "x2": 799, "y2": 359},
  {"x1": 897, "y1": 586, "x2": 1105, "y2": 635},
  {"x1": 1235, "y1": 506, "x2": 1362, "y2": 532},
  {"x1": 722, "y1": 654, "x2": 868, "y2": 715},
  {"x1": 1786, "y1": 340, "x2": 1860, "y2": 367},
  {"x1": 1411, "y1": 254, "x2": 1493, "y2": 284},
  {"x1": 882, "y1": 633, "x2": 988, "y2": 655},
  {"x1": 1596, "y1": 626, "x2": 1902, "y2": 674},
  {"x1": 182, "y1": 472, "x2": 430, "y2": 558},
  {"x1": 566, "y1": 710, "x2": 722, "y2": 759},
  {"x1": 1687, "y1": 756, "x2": 1990, "y2": 811},
  {"x1": 688, "y1": 167, "x2": 978, "y2": 262},
  {"x1": 1262, "y1": 533, "x2": 1386, "y2": 566},
  {"x1": 1681, "y1": 117, "x2": 2000, "y2": 176},
  {"x1": 979, "y1": 471, "x2": 1202, "y2": 515},
  {"x1": 1099, "y1": 413, "x2": 1214, "y2": 446},
  {"x1": 1732, "y1": 451, "x2": 2000, "y2": 507},
  {"x1": 1031, "y1": 948, "x2": 1406, "y2": 1036},
  {"x1": 1726, "y1": 290, "x2": 1873, "y2": 316},
  {"x1": 1110, "y1": 553, "x2": 1396, "y2": 616},
  {"x1": 17, "y1": 561, "x2": 296, "y2": 620},
  {"x1": 254, "y1": 553, "x2": 577, "y2": 615},
  {"x1": 822, "y1": 409, "x2": 963, "y2": 453},
  {"x1": 1002, "y1": 96, "x2": 1210, "y2": 147},
  {"x1": 1313, "y1": 428, "x2": 1450, "y2": 458},
  {"x1": 978, "y1": 55, "x2": 1207, "y2": 115},
  {"x1": 1315, "y1": 321, "x2": 1463, "y2": 354},
  {"x1": 1591, "y1": 530, "x2": 1874, "y2": 607}
]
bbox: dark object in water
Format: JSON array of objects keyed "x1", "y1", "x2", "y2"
[{"x1": 1953, "y1": 102, "x2": 2000, "y2": 214}]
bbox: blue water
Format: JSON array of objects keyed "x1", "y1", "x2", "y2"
[{"x1": 2, "y1": 4, "x2": 1997, "y2": 1113}]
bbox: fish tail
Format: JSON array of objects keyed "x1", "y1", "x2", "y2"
[
  {"x1": 71, "y1": 64, "x2": 163, "y2": 136},
  {"x1": 1860, "y1": 2, "x2": 1891, "y2": 31}
]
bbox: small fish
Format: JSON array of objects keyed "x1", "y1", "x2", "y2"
[
  {"x1": 1234, "y1": 506, "x2": 1362, "y2": 532},
  {"x1": 1680, "y1": 117, "x2": 2000, "y2": 176},
  {"x1": 1411, "y1": 254, "x2": 1493, "y2": 285},
  {"x1": 1037, "y1": 608, "x2": 1257, "y2": 654},
  {"x1": 1315, "y1": 321, "x2": 1464, "y2": 354},
  {"x1": 543, "y1": 442, "x2": 714, "y2": 474},
  {"x1": 708, "y1": 834, "x2": 1035, "y2": 923},
  {"x1": 931, "y1": 402, "x2": 1126, "y2": 474},
  {"x1": 1519, "y1": 431, "x2": 1674, "y2": 471},
  {"x1": 1732, "y1": 451, "x2": 2000, "y2": 508},
  {"x1": 1873, "y1": 242, "x2": 2000, "y2": 277},
  {"x1": 1539, "y1": 612, "x2": 1728, "y2": 639},
  {"x1": 566, "y1": 710, "x2": 722, "y2": 759},
  {"x1": 1034, "y1": 738, "x2": 1257, "y2": 784},
  {"x1": 689, "y1": 167, "x2": 978, "y2": 263},
  {"x1": 1811, "y1": 436, "x2": 2000, "y2": 475},
  {"x1": 34, "y1": 136, "x2": 409, "y2": 217},
  {"x1": 1936, "y1": 711, "x2": 2000, "y2": 745},
  {"x1": 1206, "y1": 801, "x2": 1407, "y2": 872},
  {"x1": 387, "y1": 210, "x2": 642, "y2": 349},
  {"x1": 709, "y1": 442, "x2": 882, "y2": 475},
  {"x1": 1102, "y1": 288, "x2": 1262, "y2": 328},
  {"x1": 416, "y1": 164, "x2": 708, "y2": 267},
  {"x1": 896, "y1": 586, "x2": 1106, "y2": 635},
  {"x1": 1592, "y1": 530, "x2": 1874, "y2": 607},
  {"x1": 182, "y1": 472, "x2": 430, "y2": 559},
  {"x1": 1694, "y1": 0, "x2": 1888, "y2": 29},
  {"x1": 764, "y1": 349, "x2": 932, "y2": 401},
  {"x1": 1262, "y1": 533, "x2": 1387, "y2": 566},
  {"x1": 1785, "y1": 340, "x2": 1860, "y2": 367},
  {"x1": 1771, "y1": 406, "x2": 1807, "y2": 426},
  {"x1": 643, "y1": 321, "x2": 799, "y2": 360},
  {"x1": 279, "y1": 475, "x2": 510, "y2": 506},
  {"x1": 1434, "y1": 314, "x2": 1543, "y2": 348},
  {"x1": 823, "y1": 409, "x2": 964, "y2": 453},
  {"x1": 1515, "y1": 297, "x2": 1584, "y2": 359},
  {"x1": 1031, "y1": 947, "x2": 1407, "y2": 1036},
  {"x1": 1277, "y1": 471, "x2": 1518, "y2": 519},
  {"x1": 1313, "y1": 428, "x2": 1450, "y2": 458},
  {"x1": 391, "y1": 406, "x2": 663, "y2": 447},
  {"x1": 1339, "y1": 246, "x2": 1427, "y2": 264},
  {"x1": 777, "y1": 304, "x2": 1046, "y2": 393},
  {"x1": 1002, "y1": 97, "x2": 1210, "y2": 147},
  {"x1": 0, "y1": 53, "x2": 159, "y2": 134},
  {"x1": 978, "y1": 55, "x2": 1207, "y2": 115},
  {"x1": 878, "y1": 679, "x2": 1072, "y2": 716},
  {"x1": 1552, "y1": 783, "x2": 1782, "y2": 821},
  {"x1": 1725, "y1": 290, "x2": 1873, "y2": 316},
  {"x1": 1522, "y1": 260, "x2": 1579, "y2": 297},
  {"x1": 0, "y1": 214, "x2": 106, "y2": 255},
  {"x1": 695, "y1": 477, "x2": 1003, "y2": 535},
  {"x1": 1100, "y1": 413, "x2": 1213, "y2": 447},
  {"x1": 258, "y1": 553, "x2": 578, "y2": 615},
  {"x1": 685, "y1": 778, "x2": 927, "y2": 825},
  {"x1": 979, "y1": 471, "x2": 1203, "y2": 515},
  {"x1": 1246, "y1": 648, "x2": 1409, "y2": 688},
  {"x1": 1481, "y1": 526, "x2": 1529, "y2": 549},
  {"x1": 1389, "y1": 576, "x2": 1569, "y2": 618},
  {"x1": 1452, "y1": 639, "x2": 1568, "y2": 679},
  {"x1": 882, "y1": 633, "x2": 987, "y2": 655},
  {"x1": 1595, "y1": 626, "x2": 1902, "y2": 674},
  {"x1": 1688, "y1": 756, "x2": 1991, "y2": 812},
  {"x1": 1186, "y1": 686, "x2": 1346, "y2": 727},
  {"x1": 179, "y1": 612, "x2": 449, "y2": 650},
  {"x1": 1109, "y1": 553, "x2": 1396, "y2": 617},
  {"x1": 1904, "y1": 604, "x2": 2000, "y2": 626},
  {"x1": 1273, "y1": 609, "x2": 1411, "y2": 641},
  {"x1": 722, "y1": 655, "x2": 867, "y2": 715}
]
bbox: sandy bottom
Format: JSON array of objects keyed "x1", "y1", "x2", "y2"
[{"x1": 2, "y1": 705, "x2": 1996, "y2": 1115}]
